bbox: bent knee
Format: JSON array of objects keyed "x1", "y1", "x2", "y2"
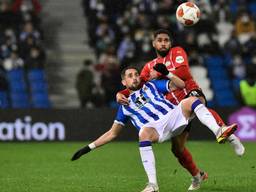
[{"x1": 139, "y1": 127, "x2": 159, "y2": 142}]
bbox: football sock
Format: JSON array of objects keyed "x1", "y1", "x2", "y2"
[
  {"x1": 191, "y1": 99, "x2": 220, "y2": 135},
  {"x1": 175, "y1": 147, "x2": 199, "y2": 176},
  {"x1": 139, "y1": 141, "x2": 157, "y2": 185},
  {"x1": 227, "y1": 134, "x2": 236, "y2": 142},
  {"x1": 208, "y1": 108, "x2": 225, "y2": 126}
]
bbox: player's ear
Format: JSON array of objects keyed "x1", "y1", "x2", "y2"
[
  {"x1": 152, "y1": 39, "x2": 156, "y2": 48},
  {"x1": 121, "y1": 79, "x2": 126, "y2": 87}
]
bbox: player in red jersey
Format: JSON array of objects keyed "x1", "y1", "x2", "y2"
[{"x1": 116, "y1": 29, "x2": 245, "y2": 191}]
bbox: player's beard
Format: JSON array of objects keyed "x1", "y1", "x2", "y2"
[
  {"x1": 128, "y1": 81, "x2": 140, "y2": 91},
  {"x1": 156, "y1": 48, "x2": 170, "y2": 57}
]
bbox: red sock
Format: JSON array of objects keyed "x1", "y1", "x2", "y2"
[
  {"x1": 176, "y1": 148, "x2": 199, "y2": 176},
  {"x1": 208, "y1": 108, "x2": 225, "y2": 126}
]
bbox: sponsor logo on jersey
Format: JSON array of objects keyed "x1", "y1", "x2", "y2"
[
  {"x1": 165, "y1": 61, "x2": 171, "y2": 67},
  {"x1": 175, "y1": 56, "x2": 184, "y2": 63}
]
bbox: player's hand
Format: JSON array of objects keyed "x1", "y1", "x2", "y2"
[
  {"x1": 116, "y1": 93, "x2": 129, "y2": 105},
  {"x1": 71, "y1": 145, "x2": 91, "y2": 161},
  {"x1": 153, "y1": 63, "x2": 169, "y2": 76}
]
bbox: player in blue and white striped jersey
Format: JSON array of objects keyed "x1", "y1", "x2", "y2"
[
  {"x1": 114, "y1": 78, "x2": 176, "y2": 132},
  {"x1": 71, "y1": 66, "x2": 237, "y2": 192}
]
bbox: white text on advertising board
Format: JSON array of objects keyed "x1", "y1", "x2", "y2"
[{"x1": 0, "y1": 116, "x2": 65, "y2": 141}]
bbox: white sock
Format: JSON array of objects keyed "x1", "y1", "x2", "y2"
[
  {"x1": 139, "y1": 145, "x2": 157, "y2": 185},
  {"x1": 193, "y1": 103, "x2": 220, "y2": 136},
  {"x1": 227, "y1": 134, "x2": 236, "y2": 142}
]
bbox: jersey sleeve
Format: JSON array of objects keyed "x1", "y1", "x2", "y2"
[
  {"x1": 150, "y1": 80, "x2": 170, "y2": 94},
  {"x1": 174, "y1": 65, "x2": 193, "y2": 81},
  {"x1": 117, "y1": 88, "x2": 130, "y2": 97},
  {"x1": 171, "y1": 46, "x2": 189, "y2": 68},
  {"x1": 114, "y1": 106, "x2": 129, "y2": 126},
  {"x1": 140, "y1": 62, "x2": 151, "y2": 82}
]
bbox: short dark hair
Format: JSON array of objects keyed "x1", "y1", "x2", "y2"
[
  {"x1": 153, "y1": 29, "x2": 171, "y2": 39},
  {"x1": 121, "y1": 65, "x2": 139, "y2": 79}
]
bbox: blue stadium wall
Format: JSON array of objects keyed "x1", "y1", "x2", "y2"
[{"x1": 0, "y1": 107, "x2": 255, "y2": 142}]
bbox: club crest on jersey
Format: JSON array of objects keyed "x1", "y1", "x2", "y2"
[
  {"x1": 165, "y1": 61, "x2": 171, "y2": 67},
  {"x1": 175, "y1": 56, "x2": 184, "y2": 64}
]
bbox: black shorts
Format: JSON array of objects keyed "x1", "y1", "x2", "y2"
[
  {"x1": 183, "y1": 89, "x2": 207, "y2": 133},
  {"x1": 185, "y1": 89, "x2": 207, "y2": 106}
]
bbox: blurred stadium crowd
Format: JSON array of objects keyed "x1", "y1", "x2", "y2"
[
  {"x1": 0, "y1": 0, "x2": 50, "y2": 108},
  {"x1": 77, "y1": 0, "x2": 256, "y2": 108},
  {"x1": 0, "y1": 0, "x2": 256, "y2": 109}
]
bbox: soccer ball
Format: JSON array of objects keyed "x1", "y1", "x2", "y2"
[{"x1": 176, "y1": 2, "x2": 200, "y2": 26}]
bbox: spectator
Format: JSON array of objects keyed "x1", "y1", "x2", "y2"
[
  {"x1": 230, "y1": 54, "x2": 246, "y2": 79},
  {"x1": 75, "y1": 59, "x2": 95, "y2": 108},
  {"x1": 19, "y1": 34, "x2": 36, "y2": 59},
  {"x1": 19, "y1": 21, "x2": 41, "y2": 42},
  {"x1": 238, "y1": 64, "x2": 256, "y2": 107},
  {"x1": 0, "y1": 31, "x2": 18, "y2": 59},
  {"x1": 235, "y1": 11, "x2": 255, "y2": 44},
  {"x1": 3, "y1": 51, "x2": 24, "y2": 71},
  {"x1": 101, "y1": 60, "x2": 120, "y2": 107},
  {"x1": 117, "y1": 34, "x2": 136, "y2": 70},
  {"x1": 12, "y1": 0, "x2": 42, "y2": 14},
  {"x1": 25, "y1": 45, "x2": 45, "y2": 69},
  {"x1": 0, "y1": 1, "x2": 20, "y2": 30}
]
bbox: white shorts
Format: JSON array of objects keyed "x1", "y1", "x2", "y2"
[{"x1": 139, "y1": 102, "x2": 189, "y2": 143}]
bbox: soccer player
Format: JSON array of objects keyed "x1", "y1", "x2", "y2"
[
  {"x1": 71, "y1": 66, "x2": 237, "y2": 192},
  {"x1": 116, "y1": 29, "x2": 245, "y2": 190}
]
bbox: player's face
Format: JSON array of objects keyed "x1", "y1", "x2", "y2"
[
  {"x1": 153, "y1": 33, "x2": 171, "y2": 57},
  {"x1": 122, "y1": 69, "x2": 141, "y2": 91}
]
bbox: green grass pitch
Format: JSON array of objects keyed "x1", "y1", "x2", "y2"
[{"x1": 0, "y1": 141, "x2": 255, "y2": 192}]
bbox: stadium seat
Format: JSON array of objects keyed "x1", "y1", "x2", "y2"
[
  {"x1": 215, "y1": 90, "x2": 238, "y2": 107},
  {"x1": 232, "y1": 78, "x2": 240, "y2": 91},
  {"x1": 230, "y1": 1, "x2": 238, "y2": 15},
  {"x1": 190, "y1": 66, "x2": 207, "y2": 78},
  {"x1": 206, "y1": 100, "x2": 215, "y2": 108},
  {"x1": 208, "y1": 68, "x2": 228, "y2": 79},
  {"x1": 204, "y1": 56, "x2": 224, "y2": 67},
  {"x1": 6, "y1": 68, "x2": 25, "y2": 81},
  {"x1": 203, "y1": 89, "x2": 214, "y2": 100},
  {"x1": 9, "y1": 81, "x2": 27, "y2": 92},
  {"x1": 10, "y1": 92, "x2": 30, "y2": 108},
  {"x1": 0, "y1": 91, "x2": 9, "y2": 108},
  {"x1": 216, "y1": 98, "x2": 238, "y2": 107},
  {"x1": 28, "y1": 69, "x2": 45, "y2": 81},
  {"x1": 211, "y1": 79, "x2": 230, "y2": 91},
  {"x1": 249, "y1": 2, "x2": 256, "y2": 18},
  {"x1": 30, "y1": 81, "x2": 48, "y2": 93},
  {"x1": 31, "y1": 92, "x2": 51, "y2": 108},
  {"x1": 197, "y1": 78, "x2": 210, "y2": 90}
]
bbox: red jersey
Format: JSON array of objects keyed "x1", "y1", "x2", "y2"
[{"x1": 140, "y1": 46, "x2": 199, "y2": 105}]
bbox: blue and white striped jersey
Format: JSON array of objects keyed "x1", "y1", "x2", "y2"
[{"x1": 114, "y1": 80, "x2": 174, "y2": 130}]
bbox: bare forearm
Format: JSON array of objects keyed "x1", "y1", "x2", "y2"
[
  {"x1": 170, "y1": 75, "x2": 185, "y2": 88},
  {"x1": 93, "y1": 130, "x2": 117, "y2": 147},
  {"x1": 92, "y1": 123, "x2": 123, "y2": 148},
  {"x1": 71, "y1": 123, "x2": 123, "y2": 161}
]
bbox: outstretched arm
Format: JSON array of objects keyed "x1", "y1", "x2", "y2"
[
  {"x1": 93, "y1": 123, "x2": 123, "y2": 147},
  {"x1": 71, "y1": 122, "x2": 124, "y2": 161}
]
